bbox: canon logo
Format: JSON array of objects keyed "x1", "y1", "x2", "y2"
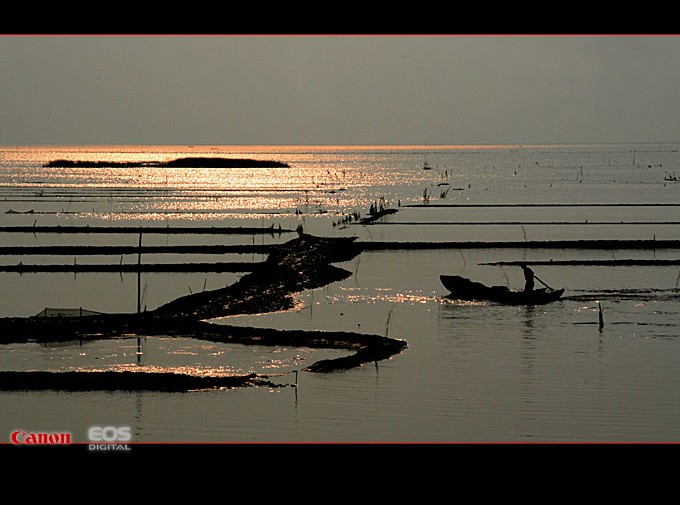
[{"x1": 11, "y1": 430, "x2": 72, "y2": 445}]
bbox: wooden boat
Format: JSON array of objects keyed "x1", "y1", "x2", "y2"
[{"x1": 440, "y1": 275, "x2": 564, "y2": 305}]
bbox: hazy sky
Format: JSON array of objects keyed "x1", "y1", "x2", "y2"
[{"x1": 2, "y1": 35, "x2": 679, "y2": 145}]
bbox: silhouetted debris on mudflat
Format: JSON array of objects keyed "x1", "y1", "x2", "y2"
[
  {"x1": 43, "y1": 157, "x2": 290, "y2": 168},
  {"x1": 359, "y1": 208, "x2": 398, "y2": 224},
  {"x1": 0, "y1": 234, "x2": 407, "y2": 390}
]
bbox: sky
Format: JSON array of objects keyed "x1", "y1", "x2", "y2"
[{"x1": 2, "y1": 34, "x2": 680, "y2": 146}]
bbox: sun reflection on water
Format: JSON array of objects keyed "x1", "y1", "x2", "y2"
[
  {"x1": 0, "y1": 145, "x2": 419, "y2": 224},
  {"x1": 0, "y1": 335, "x2": 346, "y2": 378},
  {"x1": 331, "y1": 286, "x2": 437, "y2": 305}
]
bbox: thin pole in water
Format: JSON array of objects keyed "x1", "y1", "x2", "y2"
[
  {"x1": 137, "y1": 231, "x2": 142, "y2": 314},
  {"x1": 598, "y1": 302, "x2": 604, "y2": 331},
  {"x1": 137, "y1": 231, "x2": 143, "y2": 362}
]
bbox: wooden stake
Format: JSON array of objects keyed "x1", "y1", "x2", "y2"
[
  {"x1": 137, "y1": 231, "x2": 142, "y2": 314},
  {"x1": 598, "y1": 302, "x2": 604, "y2": 330}
]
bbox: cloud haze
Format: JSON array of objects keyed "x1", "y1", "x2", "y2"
[{"x1": 2, "y1": 35, "x2": 679, "y2": 145}]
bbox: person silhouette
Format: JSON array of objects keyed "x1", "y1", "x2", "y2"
[{"x1": 521, "y1": 264, "x2": 535, "y2": 293}]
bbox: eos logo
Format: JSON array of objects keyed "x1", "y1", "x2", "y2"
[
  {"x1": 88, "y1": 426, "x2": 131, "y2": 442},
  {"x1": 88, "y1": 426, "x2": 132, "y2": 451}
]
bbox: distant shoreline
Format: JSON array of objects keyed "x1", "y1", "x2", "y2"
[{"x1": 43, "y1": 157, "x2": 290, "y2": 168}]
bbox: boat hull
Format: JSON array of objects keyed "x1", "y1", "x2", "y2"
[{"x1": 440, "y1": 275, "x2": 564, "y2": 305}]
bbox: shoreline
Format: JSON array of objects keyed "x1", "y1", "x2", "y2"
[{"x1": 0, "y1": 234, "x2": 408, "y2": 391}]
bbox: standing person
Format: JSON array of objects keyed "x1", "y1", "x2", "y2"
[{"x1": 521, "y1": 264, "x2": 535, "y2": 293}]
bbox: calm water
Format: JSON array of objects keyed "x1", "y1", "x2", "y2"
[{"x1": 1, "y1": 143, "x2": 680, "y2": 443}]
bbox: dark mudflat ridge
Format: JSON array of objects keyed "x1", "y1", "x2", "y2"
[
  {"x1": 0, "y1": 261, "x2": 260, "y2": 273},
  {"x1": 0, "y1": 370, "x2": 279, "y2": 392},
  {"x1": 358, "y1": 239, "x2": 680, "y2": 251},
  {"x1": 1, "y1": 239, "x2": 678, "y2": 256},
  {"x1": 0, "y1": 225, "x2": 292, "y2": 235},
  {"x1": 43, "y1": 157, "x2": 290, "y2": 168},
  {"x1": 3, "y1": 238, "x2": 678, "y2": 274}
]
